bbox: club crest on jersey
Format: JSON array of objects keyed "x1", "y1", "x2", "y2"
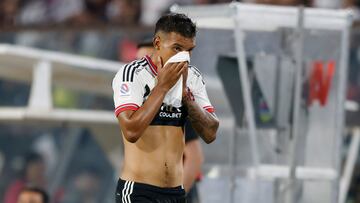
[{"x1": 120, "y1": 83, "x2": 130, "y2": 96}]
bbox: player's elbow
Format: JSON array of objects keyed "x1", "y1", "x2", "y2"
[
  {"x1": 118, "y1": 117, "x2": 142, "y2": 143},
  {"x1": 125, "y1": 135, "x2": 138, "y2": 143},
  {"x1": 204, "y1": 135, "x2": 216, "y2": 144},
  {"x1": 213, "y1": 119, "x2": 219, "y2": 131},
  {"x1": 205, "y1": 120, "x2": 219, "y2": 144},
  {"x1": 203, "y1": 132, "x2": 216, "y2": 144},
  {"x1": 123, "y1": 130, "x2": 141, "y2": 143}
]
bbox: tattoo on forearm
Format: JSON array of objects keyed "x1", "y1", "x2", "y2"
[
  {"x1": 184, "y1": 98, "x2": 217, "y2": 142},
  {"x1": 187, "y1": 102, "x2": 208, "y2": 136},
  {"x1": 182, "y1": 87, "x2": 218, "y2": 142}
]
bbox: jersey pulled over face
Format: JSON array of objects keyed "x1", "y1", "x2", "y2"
[{"x1": 112, "y1": 56, "x2": 215, "y2": 126}]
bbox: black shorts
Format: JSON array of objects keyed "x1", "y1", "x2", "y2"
[{"x1": 115, "y1": 178, "x2": 186, "y2": 203}]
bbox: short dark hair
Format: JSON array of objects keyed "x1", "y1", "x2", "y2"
[
  {"x1": 20, "y1": 186, "x2": 49, "y2": 203},
  {"x1": 155, "y1": 13, "x2": 196, "y2": 38}
]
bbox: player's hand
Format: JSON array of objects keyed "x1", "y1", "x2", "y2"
[
  {"x1": 156, "y1": 56, "x2": 187, "y2": 91},
  {"x1": 182, "y1": 62, "x2": 189, "y2": 97}
]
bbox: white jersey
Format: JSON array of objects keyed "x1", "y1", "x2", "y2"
[{"x1": 112, "y1": 55, "x2": 215, "y2": 126}]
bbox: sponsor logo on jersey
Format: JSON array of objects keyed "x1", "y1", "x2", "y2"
[
  {"x1": 159, "y1": 104, "x2": 182, "y2": 119},
  {"x1": 159, "y1": 112, "x2": 182, "y2": 119},
  {"x1": 120, "y1": 83, "x2": 130, "y2": 96}
]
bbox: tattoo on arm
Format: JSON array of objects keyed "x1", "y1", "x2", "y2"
[{"x1": 183, "y1": 90, "x2": 219, "y2": 143}]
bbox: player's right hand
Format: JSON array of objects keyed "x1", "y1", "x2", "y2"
[{"x1": 156, "y1": 56, "x2": 186, "y2": 91}]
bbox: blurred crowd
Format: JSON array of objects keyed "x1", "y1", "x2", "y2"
[
  {"x1": 254, "y1": 0, "x2": 360, "y2": 8},
  {"x1": 1, "y1": 0, "x2": 360, "y2": 28},
  {"x1": 1, "y1": 0, "x2": 359, "y2": 64},
  {"x1": 0, "y1": 0, "x2": 295, "y2": 28},
  {"x1": 0, "y1": 0, "x2": 234, "y2": 27}
]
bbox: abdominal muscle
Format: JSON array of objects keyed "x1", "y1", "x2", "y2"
[{"x1": 120, "y1": 125, "x2": 185, "y2": 187}]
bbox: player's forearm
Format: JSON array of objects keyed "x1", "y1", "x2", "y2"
[
  {"x1": 121, "y1": 85, "x2": 167, "y2": 142},
  {"x1": 183, "y1": 99, "x2": 219, "y2": 144}
]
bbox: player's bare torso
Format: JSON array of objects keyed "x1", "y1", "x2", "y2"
[{"x1": 120, "y1": 125, "x2": 184, "y2": 187}]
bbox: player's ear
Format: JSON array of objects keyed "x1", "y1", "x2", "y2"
[{"x1": 153, "y1": 35, "x2": 161, "y2": 50}]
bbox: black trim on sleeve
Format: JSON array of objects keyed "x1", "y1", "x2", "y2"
[
  {"x1": 122, "y1": 59, "x2": 146, "y2": 82},
  {"x1": 122, "y1": 64, "x2": 130, "y2": 82},
  {"x1": 129, "y1": 64, "x2": 140, "y2": 82}
]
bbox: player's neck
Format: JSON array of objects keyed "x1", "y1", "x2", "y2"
[
  {"x1": 149, "y1": 53, "x2": 158, "y2": 63},
  {"x1": 145, "y1": 54, "x2": 159, "y2": 73}
]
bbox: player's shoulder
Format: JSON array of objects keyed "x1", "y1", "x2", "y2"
[
  {"x1": 120, "y1": 58, "x2": 148, "y2": 73},
  {"x1": 188, "y1": 65, "x2": 202, "y2": 78},
  {"x1": 115, "y1": 58, "x2": 148, "y2": 82}
]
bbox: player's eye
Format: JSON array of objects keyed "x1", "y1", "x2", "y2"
[{"x1": 174, "y1": 46, "x2": 182, "y2": 52}]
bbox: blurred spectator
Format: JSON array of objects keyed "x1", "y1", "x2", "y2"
[
  {"x1": 0, "y1": 0, "x2": 236, "y2": 27},
  {"x1": 62, "y1": 167, "x2": 102, "y2": 203},
  {"x1": 313, "y1": 0, "x2": 341, "y2": 8},
  {"x1": 118, "y1": 38, "x2": 138, "y2": 62},
  {"x1": 194, "y1": 0, "x2": 210, "y2": 4},
  {"x1": 66, "y1": 0, "x2": 110, "y2": 25},
  {"x1": 255, "y1": 0, "x2": 311, "y2": 6},
  {"x1": 140, "y1": 0, "x2": 233, "y2": 26},
  {"x1": 136, "y1": 37, "x2": 153, "y2": 59},
  {"x1": 17, "y1": 186, "x2": 49, "y2": 203},
  {"x1": 17, "y1": 0, "x2": 48, "y2": 25},
  {"x1": 32, "y1": 134, "x2": 59, "y2": 177},
  {"x1": 194, "y1": 0, "x2": 226, "y2": 4},
  {"x1": 109, "y1": 0, "x2": 141, "y2": 25},
  {"x1": 4, "y1": 152, "x2": 46, "y2": 203},
  {"x1": 0, "y1": 0, "x2": 20, "y2": 26},
  {"x1": 47, "y1": 0, "x2": 83, "y2": 23},
  {"x1": 344, "y1": 0, "x2": 354, "y2": 8},
  {"x1": 344, "y1": 0, "x2": 360, "y2": 18},
  {"x1": 140, "y1": 0, "x2": 175, "y2": 26},
  {"x1": 253, "y1": 0, "x2": 317, "y2": 6}
]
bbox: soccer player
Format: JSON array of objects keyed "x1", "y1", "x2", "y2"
[
  {"x1": 136, "y1": 37, "x2": 204, "y2": 203},
  {"x1": 113, "y1": 13, "x2": 219, "y2": 202}
]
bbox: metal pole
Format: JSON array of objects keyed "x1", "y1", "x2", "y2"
[
  {"x1": 234, "y1": 9, "x2": 260, "y2": 170},
  {"x1": 29, "y1": 60, "x2": 53, "y2": 111},
  {"x1": 286, "y1": 6, "x2": 305, "y2": 203},
  {"x1": 334, "y1": 13, "x2": 352, "y2": 203},
  {"x1": 233, "y1": 10, "x2": 261, "y2": 203},
  {"x1": 339, "y1": 128, "x2": 360, "y2": 203}
]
